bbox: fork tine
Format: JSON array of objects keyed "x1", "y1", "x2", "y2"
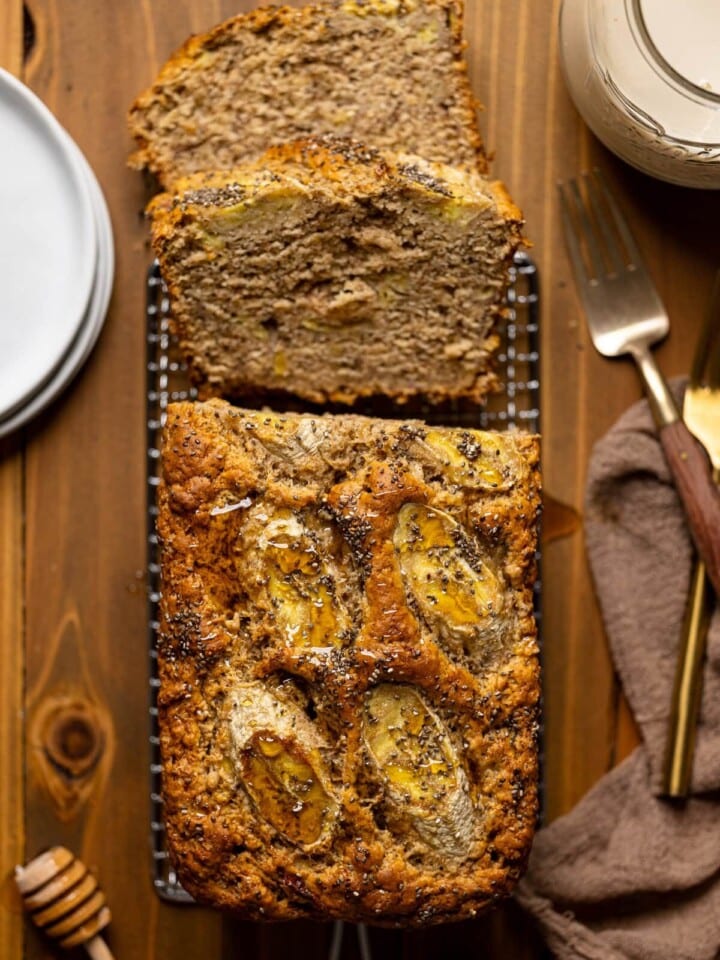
[
  {"x1": 591, "y1": 169, "x2": 646, "y2": 270},
  {"x1": 558, "y1": 181, "x2": 593, "y2": 287},
  {"x1": 568, "y1": 178, "x2": 607, "y2": 280},
  {"x1": 584, "y1": 171, "x2": 626, "y2": 276},
  {"x1": 695, "y1": 270, "x2": 720, "y2": 385},
  {"x1": 558, "y1": 183, "x2": 589, "y2": 285}
]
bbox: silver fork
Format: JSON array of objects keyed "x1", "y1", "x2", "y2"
[{"x1": 559, "y1": 169, "x2": 720, "y2": 598}]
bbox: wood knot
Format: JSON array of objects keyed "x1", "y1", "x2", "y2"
[
  {"x1": 31, "y1": 697, "x2": 107, "y2": 782},
  {"x1": 30, "y1": 697, "x2": 110, "y2": 819},
  {"x1": 42, "y1": 704, "x2": 103, "y2": 778}
]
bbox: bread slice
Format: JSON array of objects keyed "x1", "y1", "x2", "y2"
[
  {"x1": 129, "y1": 0, "x2": 487, "y2": 188},
  {"x1": 158, "y1": 398, "x2": 540, "y2": 924},
  {"x1": 148, "y1": 137, "x2": 523, "y2": 405}
]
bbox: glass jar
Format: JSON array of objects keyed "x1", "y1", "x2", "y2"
[{"x1": 559, "y1": 0, "x2": 720, "y2": 189}]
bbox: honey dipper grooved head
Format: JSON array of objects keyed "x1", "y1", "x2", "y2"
[{"x1": 15, "y1": 846, "x2": 113, "y2": 956}]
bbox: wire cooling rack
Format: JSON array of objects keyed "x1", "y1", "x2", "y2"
[{"x1": 146, "y1": 251, "x2": 541, "y2": 907}]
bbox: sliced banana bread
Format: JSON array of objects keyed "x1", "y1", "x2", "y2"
[
  {"x1": 148, "y1": 137, "x2": 523, "y2": 405},
  {"x1": 129, "y1": 0, "x2": 487, "y2": 187},
  {"x1": 158, "y1": 398, "x2": 541, "y2": 923}
]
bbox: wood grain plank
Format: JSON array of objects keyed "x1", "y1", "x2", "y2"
[
  {"x1": 466, "y1": 0, "x2": 657, "y2": 824},
  {"x1": 0, "y1": 0, "x2": 22, "y2": 71},
  {"x1": 0, "y1": 10, "x2": 26, "y2": 960},
  {"x1": 0, "y1": 438, "x2": 25, "y2": 960},
  {"x1": 19, "y1": 0, "x2": 224, "y2": 956},
  {"x1": 222, "y1": 918, "x2": 331, "y2": 960},
  {"x1": 17, "y1": 3, "x2": 584, "y2": 958},
  {"x1": 15, "y1": 1, "x2": 717, "y2": 959}
]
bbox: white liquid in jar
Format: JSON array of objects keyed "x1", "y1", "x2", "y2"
[
  {"x1": 559, "y1": 0, "x2": 720, "y2": 188},
  {"x1": 641, "y1": 0, "x2": 720, "y2": 94}
]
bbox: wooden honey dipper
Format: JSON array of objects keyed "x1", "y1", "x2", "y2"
[{"x1": 15, "y1": 846, "x2": 114, "y2": 959}]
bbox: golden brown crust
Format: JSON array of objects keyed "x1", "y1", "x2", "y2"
[
  {"x1": 128, "y1": 0, "x2": 488, "y2": 183},
  {"x1": 148, "y1": 136, "x2": 507, "y2": 208},
  {"x1": 158, "y1": 400, "x2": 541, "y2": 924}
]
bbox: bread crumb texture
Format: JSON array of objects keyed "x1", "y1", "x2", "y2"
[
  {"x1": 129, "y1": 0, "x2": 487, "y2": 186},
  {"x1": 148, "y1": 137, "x2": 523, "y2": 406},
  {"x1": 158, "y1": 399, "x2": 541, "y2": 924}
]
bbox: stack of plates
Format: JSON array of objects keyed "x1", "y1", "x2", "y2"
[{"x1": 0, "y1": 69, "x2": 114, "y2": 439}]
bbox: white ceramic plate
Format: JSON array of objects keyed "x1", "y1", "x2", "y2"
[
  {"x1": 0, "y1": 129, "x2": 114, "y2": 438},
  {"x1": 0, "y1": 69, "x2": 97, "y2": 418}
]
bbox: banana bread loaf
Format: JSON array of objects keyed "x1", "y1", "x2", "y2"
[
  {"x1": 157, "y1": 398, "x2": 541, "y2": 924},
  {"x1": 148, "y1": 137, "x2": 523, "y2": 405},
  {"x1": 129, "y1": 0, "x2": 487, "y2": 187}
]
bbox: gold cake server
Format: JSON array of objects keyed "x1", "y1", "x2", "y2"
[{"x1": 663, "y1": 274, "x2": 720, "y2": 798}]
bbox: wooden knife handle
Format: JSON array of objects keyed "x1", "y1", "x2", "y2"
[{"x1": 660, "y1": 419, "x2": 720, "y2": 598}]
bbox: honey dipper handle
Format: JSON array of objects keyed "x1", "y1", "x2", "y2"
[{"x1": 85, "y1": 935, "x2": 115, "y2": 960}]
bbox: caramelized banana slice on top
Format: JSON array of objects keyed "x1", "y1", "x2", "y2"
[
  {"x1": 363, "y1": 683, "x2": 475, "y2": 858},
  {"x1": 229, "y1": 683, "x2": 337, "y2": 846},
  {"x1": 418, "y1": 429, "x2": 512, "y2": 489},
  {"x1": 258, "y1": 511, "x2": 352, "y2": 649},
  {"x1": 394, "y1": 503, "x2": 504, "y2": 656}
]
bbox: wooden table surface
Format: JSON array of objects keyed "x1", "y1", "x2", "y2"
[{"x1": 2, "y1": 0, "x2": 719, "y2": 956}]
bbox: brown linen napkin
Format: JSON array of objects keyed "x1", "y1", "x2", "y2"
[{"x1": 516, "y1": 383, "x2": 720, "y2": 959}]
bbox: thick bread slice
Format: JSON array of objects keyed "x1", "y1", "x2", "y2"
[
  {"x1": 148, "y1": 137, "x2": 524, "y2": 405},
  {"x1": 158, "y1": 399, "x2": 541, "y2": 924},
  {"x1": 129, "y1": 0, "x2": 487, "y2": 187}
]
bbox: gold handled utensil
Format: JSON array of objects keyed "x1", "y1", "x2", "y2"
[
  {"x1": 663, "y1": 274, "x2": 720, "y2": 798},
  {"x1": 558, "y1": 170, "x2": 720, "y2": 598},
  {"x1": 15, "y1": 846, "x2": 114, "y2": 960}
]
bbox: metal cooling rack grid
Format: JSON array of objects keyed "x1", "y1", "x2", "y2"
[{"x1": 146, "y1": 251, "x2": 541, "y2": 907}]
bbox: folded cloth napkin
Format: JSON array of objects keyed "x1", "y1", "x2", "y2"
[{"x1": 516, "y1": 384, "x2": 720, "y2": 960}]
